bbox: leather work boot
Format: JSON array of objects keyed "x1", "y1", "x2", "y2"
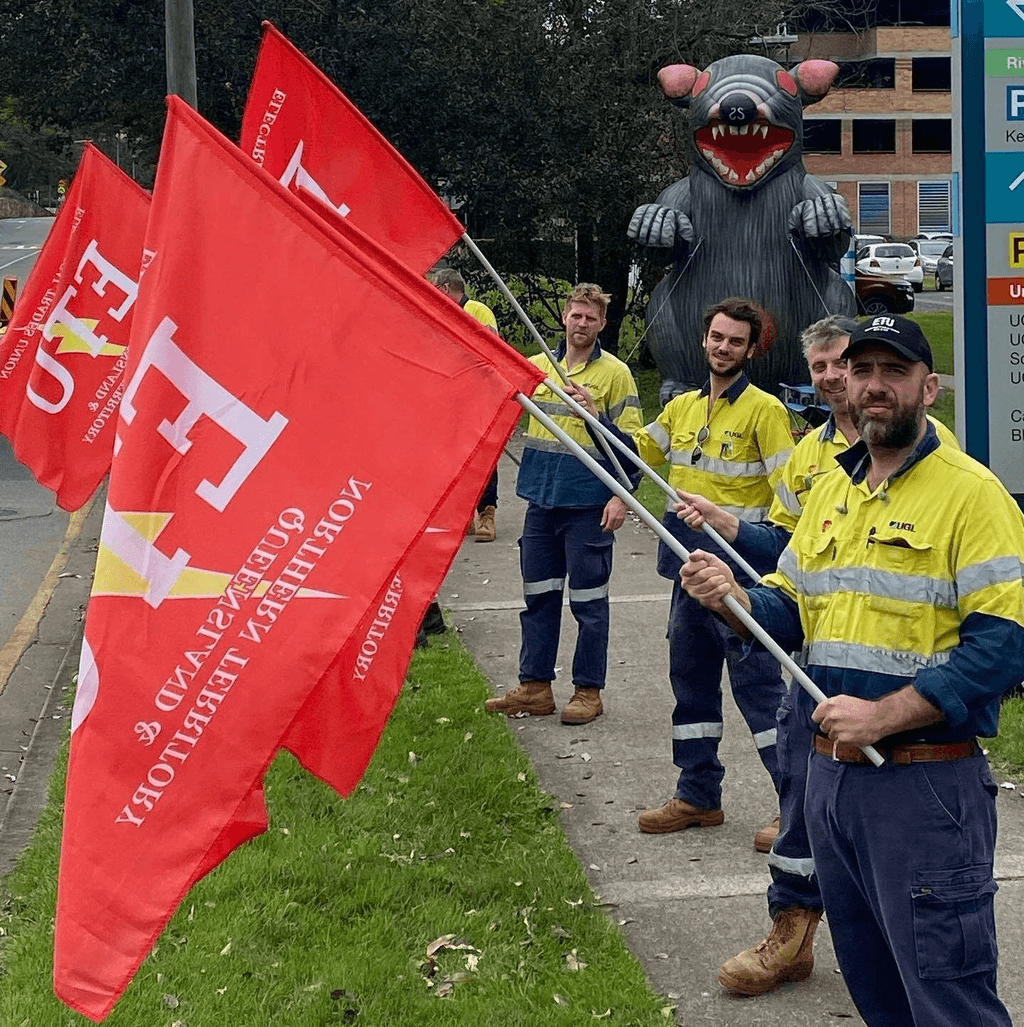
[
  {"x1": 475, "y1": 506, "x2": 497, "y2": 542},
  {"x1": 718, "y1": 906, "x2": 823, "y2": 996},
  {"x1": 484, "y1": 680, "x2": 555, "y2": 717},
  {"x1": 638, "y1": 797, "x2": 725, "y2": 834},
  {"x1": 754, "y1": 815, "x2": 781, "y2": 853},
  {"x1": 421, "y1": 601, "x2": 446, "y2": 636},
  {"x1": 561, "y1": 687, "x2": 603, "y2": 725}
]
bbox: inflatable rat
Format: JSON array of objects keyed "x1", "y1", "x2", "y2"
[{"x1": 629, "y1": 55, "x2": 855, "y2": 398}]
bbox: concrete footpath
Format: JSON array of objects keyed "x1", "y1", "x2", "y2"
[
  {"x1": 1, "y1": 444, "x2": 1023, "y2": 1024},
  {"x1": 444, "y1": 432, "x2": 1024, "y2": 1025}
]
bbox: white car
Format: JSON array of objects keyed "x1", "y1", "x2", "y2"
[
  {"x1": 908, "y1": 238, "x2": 951, "y2": 279},
  {"x1": 855, "y1": 243, "x2": 924, "y2": 292}
]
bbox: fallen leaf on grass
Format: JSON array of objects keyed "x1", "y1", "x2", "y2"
[
  {"x1": 564, "y1": 897, "x2": 584, "y2": 907},
  {"x1": 565, "y1": 949, "x2": 587, "y2": 971},
  {"x1": 219, "y1": 941, "x2": 231, "y2": 956},
  {"x1": 551, "y1": 925, "x2": 571, "y2": 939},
  {"x1": 517, "y1": 773, "x2": 526, "y2": 781},
  {"x1": 409, "y1": 751, "x2": 420, "y2": 765},
  {"x1": 553, "y1": 994, "x2": 570, "y2": 1006},
  {"x1": 661, "y1": 1004, "x2": 677, "y2": 1017},
  {"x1": 426, "y1": 934, "x2": 478, "y2": 958},
  {"x1": 436, "y1": 717, "x2": 451, "y2": 724},
  {"x1": 163, "y1": 994, "x2": 179, "y2": 1008},
  {"x1": 592, "y1": 1009, "x2": 612, "y2": 1019}
]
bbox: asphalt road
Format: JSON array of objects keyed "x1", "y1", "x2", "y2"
[{"x1": 0, "y1": 217, "x2": 67, "y2": 685}]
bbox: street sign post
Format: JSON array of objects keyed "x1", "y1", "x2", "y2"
[{"x1": 957, "y1": 0, "x2": 1024, "y2": 502}]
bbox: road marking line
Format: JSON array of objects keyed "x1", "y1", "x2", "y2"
[{"x1": 0, "y1": 495, "x2": 96, "y2": 696}]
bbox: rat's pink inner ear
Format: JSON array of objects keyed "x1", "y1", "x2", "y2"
[
  {"x1": 658, "y1": 64, "x2": 700, "y2": 99},
  {"x1": 793, "y1": 60, "x2": 839, "y2": 97}
]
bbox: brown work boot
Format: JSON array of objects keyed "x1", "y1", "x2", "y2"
[
  {"x1": 754, "y1": 815, "x2": 781, "y2": 853},
  {"x1": 638, "y1": 797, "x2": 725, "y2": 834},
  {"x1": 475, "y1": 505, "x2": 496, "y2": 542},
  {"x1": 561, "y1": 687, "x2": 603, "y2": 724},
  {"x1": 484, "y1": 680, "x2": 555, "y2": 717},
  {"x1": 718, "y1": 906, "x2": 823, "y2": 996}
]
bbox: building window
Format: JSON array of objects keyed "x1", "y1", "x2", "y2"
[
  {"x1": 852, "y1": 120, "x2": 896, "y2": 153},
  {"x1": 859, "y1": 182, "x2": 891, "y2": 236},
  {"x1": 918, "y1": 181, "x2": 951, "y2": 233},
  {"x1": 803, "y1": 119, "x2": 842, "y2": 153},
  {"x1": 835, "y1": 59, "x2": 896, "y2": 89},
  {"x1": 911, "y1": 119, "x2": 952, "y2": 153},
  {"x1": 912, "y1": 57, "x2": 951, "y2": 91}
]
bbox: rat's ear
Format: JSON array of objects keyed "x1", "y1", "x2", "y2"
[
  {"x1": 790, "y1": 60, "x2": 839, "y2": 107},
  {"x1": 658, "y1": 65, "x2": 704, "y2": 108}
]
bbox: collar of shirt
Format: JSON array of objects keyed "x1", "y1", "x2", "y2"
[
  {"x1": 458, "y1": 294, "x2": 469, "y2": 309},
  {"x1": 553, "y1": 338, "x2": 603, "y2": 367},
  {"x1": 698, "y1": 373, "x2": 750, "y2": 403},
  {"x1": 836, "y1": 420, "x2": 940, "y2": 486}
]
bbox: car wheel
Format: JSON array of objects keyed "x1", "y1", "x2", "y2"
[
  {"x1": 936, "y1": 278, "x2": 945, "y2": 291},
  {"x1": 861, "y1": 296, "x2": 895, "y2": 315}
]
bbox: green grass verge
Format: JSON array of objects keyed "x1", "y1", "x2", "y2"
[
  {"x1": 905, "y1": 312, "x2": 952, "y2": 376},
  {"x1": 0, "y1": 641, "x2": 673, "y2": 1027},
  {"x1": 989, "y1": 697, "x2": 1024, "y2": 777}
]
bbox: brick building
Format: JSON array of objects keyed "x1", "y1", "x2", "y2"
[{"x1": 788, "y1": 1, "x2": 952, "y2": 240}]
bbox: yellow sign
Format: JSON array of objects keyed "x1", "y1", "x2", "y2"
[
  {"x1": 0, "y1": 158, "x2": 6, "y2": 188},
  {"x1": 1011, "y1": 232, "x2": 1024, "y2": 268}
]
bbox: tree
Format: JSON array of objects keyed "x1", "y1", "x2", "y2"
[{"x1": 0, "y1": 0, "x2": 848, "y2": 348}]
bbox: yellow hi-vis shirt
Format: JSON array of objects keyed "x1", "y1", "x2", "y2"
[
  {"x1": 635, "y1": 375, "x2": 793, "y2": 522},
  {"x1": 769, "y1": 414, "x2": 960, "y2": 534},
  {"x1": 761, "y1": 429, "x2": 1024, "y2": 727},
  {"x1": 517, "y1": 341, "x2": 642, "y2": 508}
]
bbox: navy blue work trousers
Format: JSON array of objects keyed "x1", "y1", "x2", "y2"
[
  {"x1": 667, "y1": 581, "x2": 783, "y2": 810},
  {"x1": 766, "y1": 681, "x2": 823, "y2": 916},
  {"x1": 518, "y1": 503, "x2": 613, "y2": 690},
  {"x1": 806, "y1": 748, "x2": 1010, "y2": 1027},
  {"x1": 478, "y1": 469, "x2": 498, "y2": 512}
]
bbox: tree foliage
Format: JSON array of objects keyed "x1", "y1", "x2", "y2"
[{"x1": 0, "y1": 0, "x2": 838, "y2": 347}]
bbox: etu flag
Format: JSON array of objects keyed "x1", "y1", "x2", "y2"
[
  {"x1": 0, "y1": 144, "x2": 149, "y2": 510},
  {"x1": 240, "y1": 20, "x2": 463, "y2": 273},
  {"x1": 53, "y1": 95, "x2": 542, "y2": 1021}
]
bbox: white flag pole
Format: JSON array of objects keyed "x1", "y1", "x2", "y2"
[
  {"x1": 462, "y1": 233, "x2": 764, "y2": 583},
  {"x1": 461, "y1": 233, "x2": 634, "y2": 491},
  {"x1": 517, "y1": 389, "x2": 884, "y2": 768},
  {"x1": 546, "y1": 376, "x2": 766, "y2": 585}
]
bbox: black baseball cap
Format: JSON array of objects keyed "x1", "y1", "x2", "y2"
[{"x1": 841, "y1": 315, "x2": 933, "y2": 371}]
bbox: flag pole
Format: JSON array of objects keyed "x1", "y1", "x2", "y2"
[
  {"x1": 547, "y1": 376, "x2": 765, "y2": 585},
  {"x1": 462, "y1": 233, "x2": 761, "y2": 582},
  {"x1": 517, "y1": 389, "x2": 884, "y2": 767},
  {"x1": 461, "y1": 233, "x2": 634, "y2": 491}
]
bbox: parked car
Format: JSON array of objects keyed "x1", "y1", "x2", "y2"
[
  {"x1": 853, "y1": 233, "x2": 887, "y2": 251},
  {"x1": 911, "y1": 232, "x2": 953, "y2": 242},
  {"x1": 855, "y1": 242, "x2": 924, "y2": 291},
  {"x1": 855, "y1": 271, "x2": 915, "y2": 315},
  {"x1": 907, "y1": 238, "x2": 950, "y2": 278},
  {"x1": 935, "y1": 243, "x2": 954, "y2": 290}
]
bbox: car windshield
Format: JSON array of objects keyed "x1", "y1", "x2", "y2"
[
  {"x1": 875, "y1": 245, "x2": 914, "y2": 258},
  {"x1": 918, "y1": 241, "x2": 948, "y2": 256}
]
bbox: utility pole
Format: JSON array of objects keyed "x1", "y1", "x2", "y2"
[{"x1": 165, "y1": 0, "x2": 197, "y2": 109}]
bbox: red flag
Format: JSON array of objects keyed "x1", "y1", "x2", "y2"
[
  {"x1": 240, "y1": 21, "x2": 463, "y2": 273},
  {"x1": 0, "y1": 145, "x2": 150, "y2": 510},
  {"x1": 53, "y1": 96, "x2": 542, "y2": 1022}
]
